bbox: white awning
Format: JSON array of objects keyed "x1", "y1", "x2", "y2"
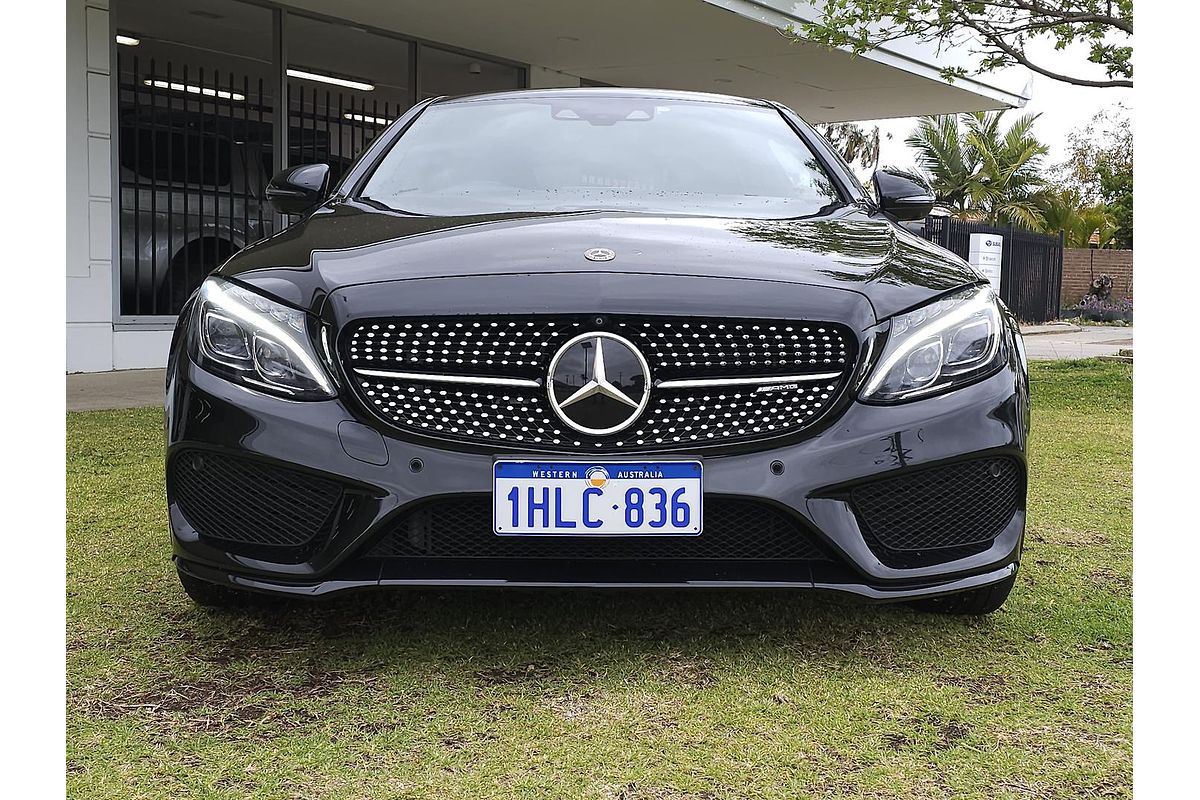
[{"x1": 279, "y1": 0, "x2": 1029, "y2": 122}]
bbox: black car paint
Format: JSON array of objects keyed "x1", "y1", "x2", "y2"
[
  {"x1": 217, "y1": 202, "x2": 980, "y2": 323},
  {"x1": 166, "y1": 89, "x2": 1028, "y2": 600}
]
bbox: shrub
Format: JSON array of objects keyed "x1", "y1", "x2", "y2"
[{"x1": 1065, "y1": 294, "x2": 1132, "y2": 323}]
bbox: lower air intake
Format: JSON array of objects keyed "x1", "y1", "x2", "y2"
[
  {"x1": 169, "y1": 449, "x2": 344, "y2": 561},
  {"x1": 369, "y1": 497, "x2": 830, "y2": 561},
  {"x1": 849, "y1": 456, "x2": 1022, "y2": 567}
]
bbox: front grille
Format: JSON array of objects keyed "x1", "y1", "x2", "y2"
[
  {"x1": 343, "y1": 314, "x2": 855, "y2": 452},
  {"x1": 849, "y1": 457, "x2": 1022, "y2": 567},
  {"x1": 368, "y1": 497, "x2": 831, "y2": 561},
  {"x1": 169, "y1": 450, "x2": 344, "y2": 561}
]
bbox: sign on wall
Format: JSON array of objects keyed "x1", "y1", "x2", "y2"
[{"x1": 969, "y1": 234, "x2": 1003, "y2": 292}]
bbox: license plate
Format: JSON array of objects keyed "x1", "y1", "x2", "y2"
[{"x1": 493, "y1": 460, "x2": 703, "y2": 536}]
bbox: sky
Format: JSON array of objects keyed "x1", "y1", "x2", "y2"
[{"x1": 850, "y1": 37, "x2": 1133, "y2": 178}]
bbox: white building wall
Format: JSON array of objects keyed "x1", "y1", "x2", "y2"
[
  {"x1": 66, "y1": 0, "x2": 117, "y2": 372},
  {"x1": 113, "y1": 329, "x2": 176, "y2": 369}
]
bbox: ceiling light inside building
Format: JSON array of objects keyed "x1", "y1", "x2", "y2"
[
  {"x1": 287, "y1": 68, "x2": 374, "y2": 91},
  {"x1": 343, "y1": 113, "x2": 393, "y2": 125},
  {"x1": 143, "y1": 79, "x2": 245, "y2": 101},
  {"x1": 115, "y1": 34, "x2": 140, "y2": 46}
]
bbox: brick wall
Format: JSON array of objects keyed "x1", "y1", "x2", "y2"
[{"x1": 1061, "y1": 248, "x2": 1133, "y2": 308}]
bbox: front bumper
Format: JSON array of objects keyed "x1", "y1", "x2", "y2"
[{"x1": 166, "y1": 339, "x2": 1029, "y2": 601}]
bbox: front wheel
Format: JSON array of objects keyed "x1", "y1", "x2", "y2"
[{"x1": 907, "y1": 573, "x2": 1017, "y2": 615}]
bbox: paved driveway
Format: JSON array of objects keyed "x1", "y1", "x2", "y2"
[
  {"x1": 1022, "y1": 326, "x2": 1133, "y2": 361},
  {"x1": 67, "y1": 368, "x2": 166, "y2": 412}
]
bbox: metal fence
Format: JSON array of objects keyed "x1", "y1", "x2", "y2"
[
  {"x1": 117, "y1": 56, "x2": 279, "y2": 317},
  {"x1": 922, "y1": 217, "x2": 1064, "y2": 323},
  {"x1": 116, "y1": 53, "x2": 395, "y2": 318},
  {"x1": 288, "y1": 82, "x2": 400, "y2": 191}
]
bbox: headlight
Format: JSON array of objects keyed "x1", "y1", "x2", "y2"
[
  {"x1": 189, "y1": 277, "x2": 336, "y2": 399},
  {"x1": 860, "y1": 285, "x2": 1006, "y2": 403}
]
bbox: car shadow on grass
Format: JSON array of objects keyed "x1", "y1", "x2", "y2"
[
  {"x1": 160, "y1": 586, "x2": 990, "y2": 682},
  {"x1": 72, "y1": 584, "x2": 1016, "y2": 753}
]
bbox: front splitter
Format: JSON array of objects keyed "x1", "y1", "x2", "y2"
[{"x1": 175, "y1": 558, "x2": 1016, "y2": 603}]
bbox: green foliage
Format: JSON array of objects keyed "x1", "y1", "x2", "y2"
[
  {"x1": 791, "y1": 1, "x2": 1133, "y2": 89},
  {"x1": 1054, "y1": 106, "x2": 1133, "y2": 248},
  {"x1": 904, "y1": 115, "x2": 974, "y2": 214},
  {"x1": 1035, "y1": 188, "x2": 1118, "y2": 248},
  {"x1": 905, "y1": 110, "x2": 1049, "y2": 228}
]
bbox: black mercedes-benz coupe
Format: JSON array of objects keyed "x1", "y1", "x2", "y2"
[{"x1": 165, "y1": 88, "x2": 1029, "y2": 614}]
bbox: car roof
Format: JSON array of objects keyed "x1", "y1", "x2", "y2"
[{"x1": 431, "y1": 86, "x2": 775, "y2": 108}]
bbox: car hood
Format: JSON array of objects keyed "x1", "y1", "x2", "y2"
[{"x1": 220, "y1": 201, "x2": 982, "y2": 323}]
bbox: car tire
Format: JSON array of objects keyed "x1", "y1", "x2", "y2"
[
  {"x1": 907, "y1": 573, "x2": 1017, "y2": 615},
  {"x1": 176, "y1": 567, "x2": 260, "y2": 610}
]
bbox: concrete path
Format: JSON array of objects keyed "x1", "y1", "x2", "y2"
[
  {"x1": 67, "y1": 368, "x2": 165, "y2": 412},
  {"x1": 1020, "y1": 325, "x2": 1133, "y2": 362},
  {"x1": 66, "y1": 326, "x2": 1133, "y2": 411}
]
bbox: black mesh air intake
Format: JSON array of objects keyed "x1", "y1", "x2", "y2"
[
  {"x1": 169, "y1": 449, "x2": 344, "y2": 562},
  {"x1": 849, "y1": 456, "x2": 1022, "y2": 567},
  {"x1": 368, "y1": 496, "x2": 831, "y2": 561}
]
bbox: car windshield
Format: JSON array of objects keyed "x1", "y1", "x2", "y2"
[{"x1": 358, "y1": 95, "x2": 843, "y2": 219}]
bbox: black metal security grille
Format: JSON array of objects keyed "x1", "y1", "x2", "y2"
[
  {"x1": 922, "y1": 217, "x2": 1064, "y2": 323},
  {"x1": 288, "y1": 81, "x2": 399, "y2": 189},
  {"x1": 169, "y1": 450, "x2": 344, "y2": 560},
  {"x1": 342, "y1": 314, "x2": 855, "y2": 452},
  {"x1": 849, "y1": 457, "x2": 1022, "y2": 567},
  {"x1": 116, "y1": 56, "x2": 400, "y2": 318},
  {"x1": 118, "y1": 55, "x2": 278, "y2": 317},
  {"x1": 368, "y1": 497, "x2": 831, "y2": 561}
]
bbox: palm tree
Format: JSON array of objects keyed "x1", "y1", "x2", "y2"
[
  {"x1": 905, "y1": 111, "x2": 1049, "y2": 228},
  {"x1": 904, "y1": 115, "x2": 975, "y2": 216},
  {"x1": 1036, "y1": 188, "x2": 1118, "y2": 248},
  {"x1": 966, "y1": 112, "x2": 1049, "y2": 228}
]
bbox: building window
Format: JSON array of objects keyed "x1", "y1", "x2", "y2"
[
  {"x1": 114, "y1": 0, "x2": 276, "y2": 317},
  {"x1": 285, "y1": 14, "x2": 413, "y2": 187},
  {"x1": 113, "y1": 0, "x2": 527, "y2": 319}
]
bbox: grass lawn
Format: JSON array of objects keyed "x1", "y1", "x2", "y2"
[{"x1": 66, "y1": 360, "x2": 1132, "y2": 799}]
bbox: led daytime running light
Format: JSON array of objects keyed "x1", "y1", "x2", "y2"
[{"x1": 863, "y1": 291, "x2": 996, "y2": 398}]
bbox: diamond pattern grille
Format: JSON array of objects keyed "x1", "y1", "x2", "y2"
[
  {"x1": 355, "y1": 378, "x2": 842, "y2": 450},
  {"x1": 368, "y1": 497, "x2": 831, "y2": 561},
  {"x1": 343, "y1": 314, "x2": 854, "y2": 452}
]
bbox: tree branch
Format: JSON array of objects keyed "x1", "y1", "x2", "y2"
[
  {"x1": 794, "y1": 1, "x2": 1133, "y2": 89},
  {"x1": 1006, "y1": 0, "x2": 1133, "y2": 34},
  {"x1": 951, "y1": 7, "x2": 1134, "y2": 88}
]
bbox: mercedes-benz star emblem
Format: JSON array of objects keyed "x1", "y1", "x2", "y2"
[
  {"x1": 584, "y1": 247, "x2": 615, "y2": 262},
  {"x1": 547, "y1": 332, "x2": 650, "y2": 435}
]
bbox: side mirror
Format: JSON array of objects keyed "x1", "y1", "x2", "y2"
[
  {"x1": 265, "y1": 163, "x2": 330, "y2": 215},
  {"x1": 872, "y1": 168, "x2": 935, "y2": 222}
]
